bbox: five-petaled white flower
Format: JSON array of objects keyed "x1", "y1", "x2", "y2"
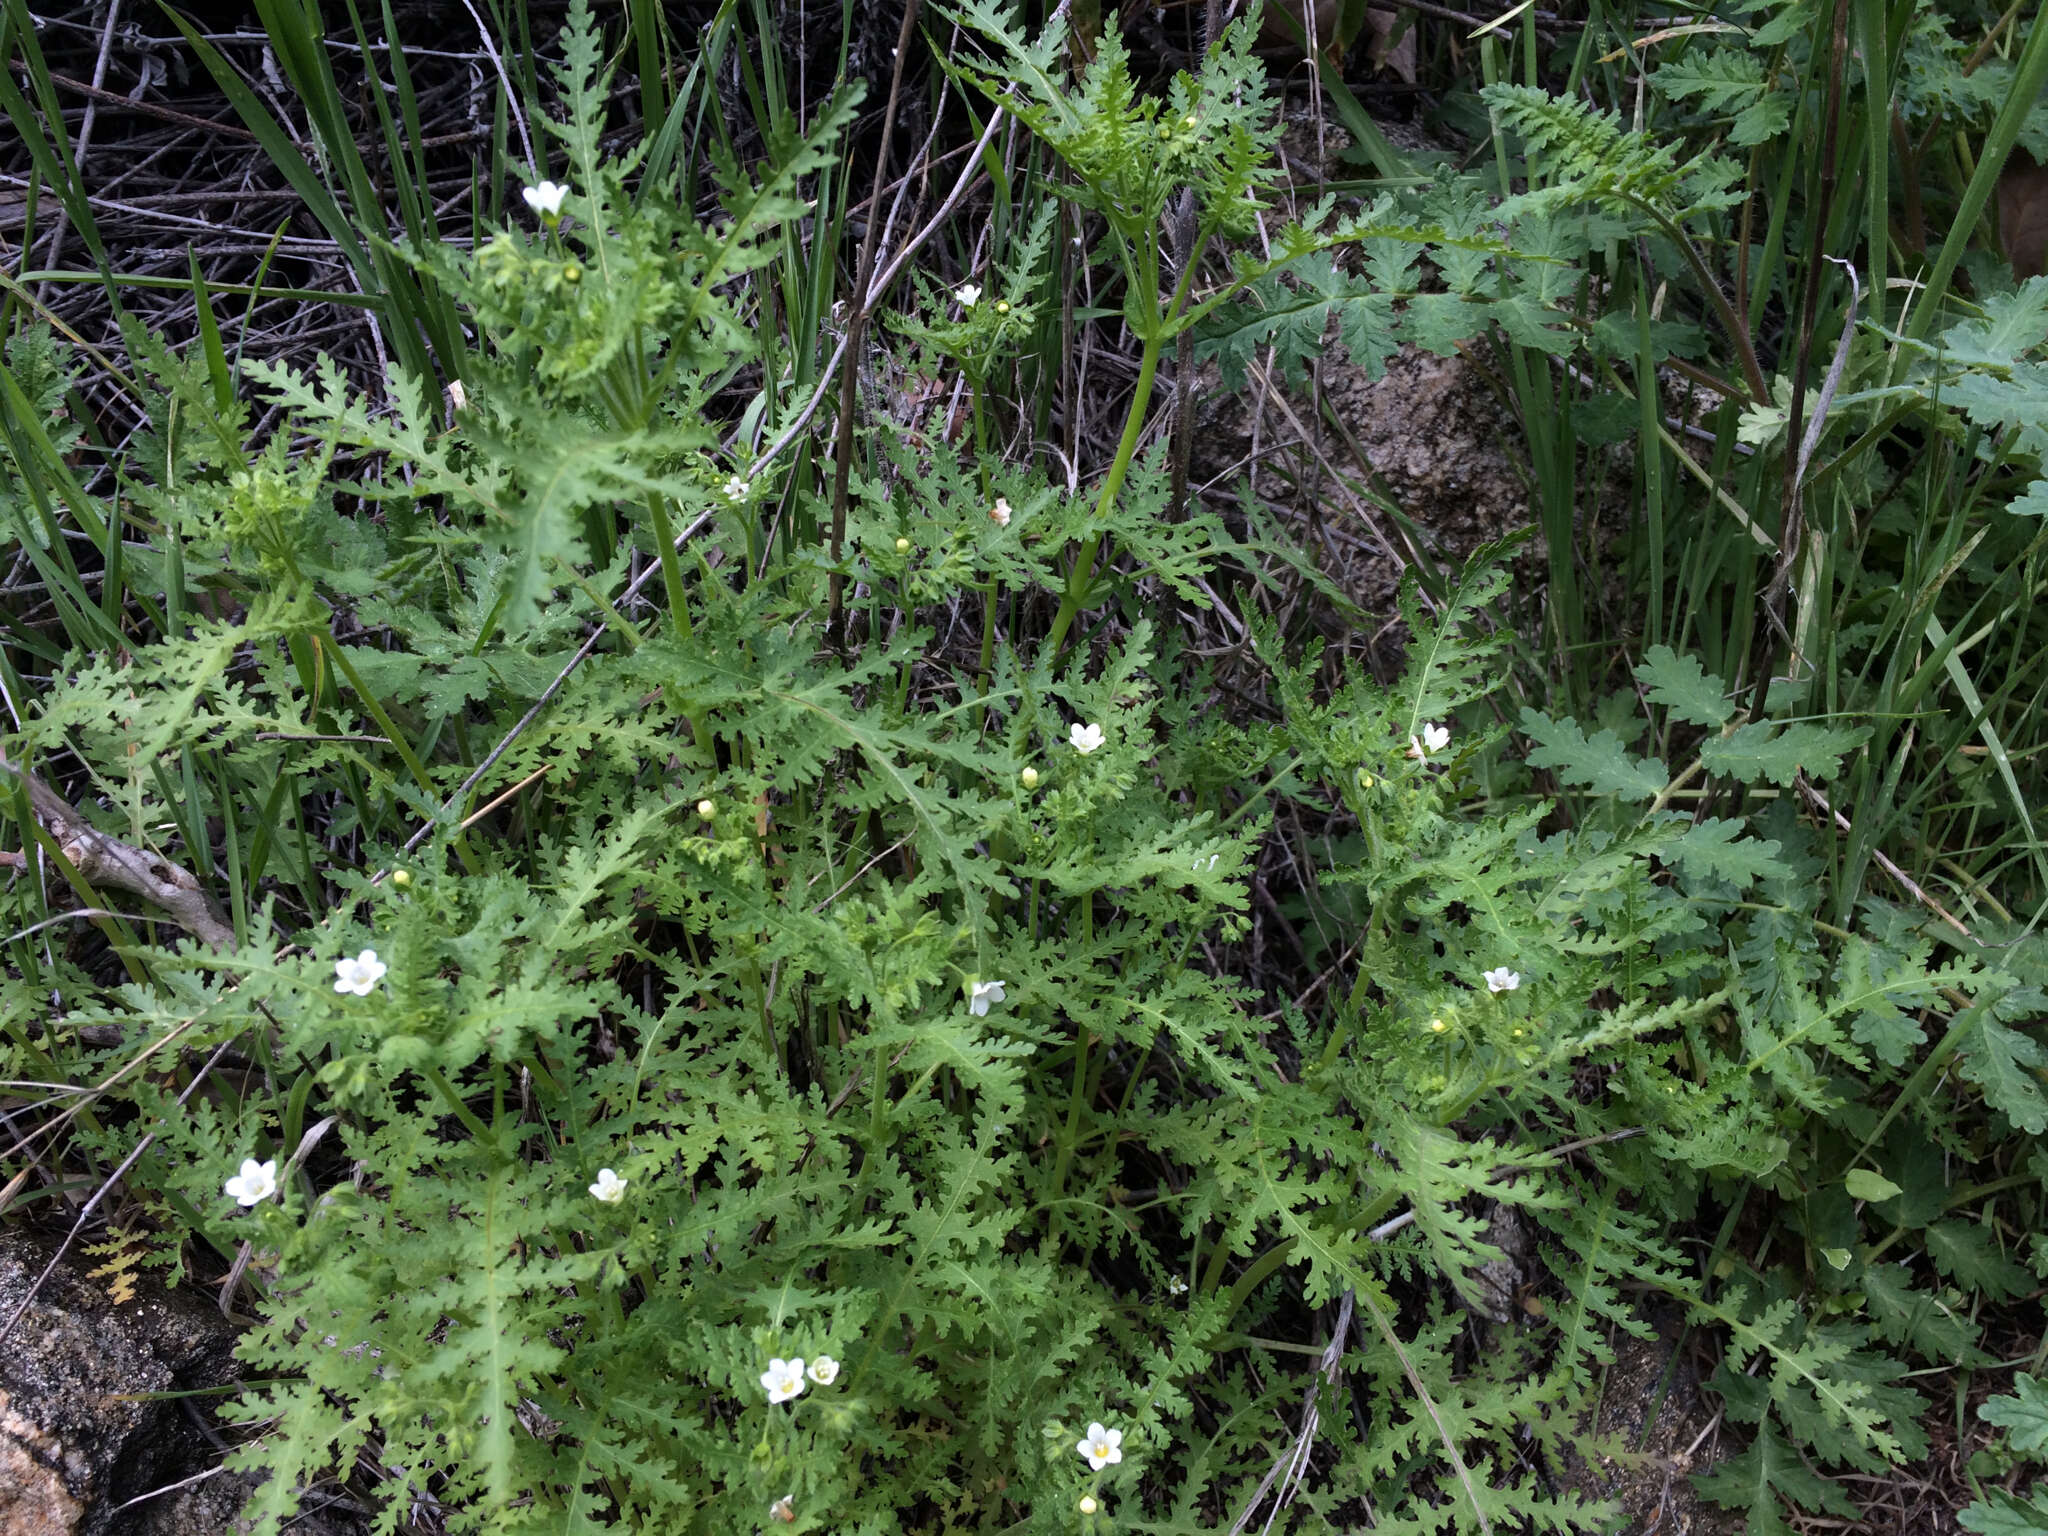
[
  {"x1": 1070, "y1": 722, "x2": 1105, "y2": 755},
  {"x1": 1483, "y1": 967, "x2": 1521, "y2": 994},
  {"x1": 1168, "y1": 1276, "x2": 1188, "y2": 1296},
  {"x1": 724, "y1": 475, "x2": 749, "y2": 500},
  {"x1": 333, "y1": 949, "x2": 387, "y2": 996},
  {"x1": 989, "y1": 496, "x2": 1012, "y2": 527},
  {"x1": 957, "y1": 282, "x2": 981, "y2": 307},
  {"x1": 761, "y1": 1358, "x2": 807, "y2": 1403},
  {"x1": 588, "y1": 1168, "x2": 628, "y2": 1204},
  {"x1": 1406, "y1": 722, "x2": 1452, "y2": 761},
  {"x1": 968, "y1": 980, "x2": 1007, "y2": 1017},
  {"x1": 224, "y1": 1157, "x2": 278, "y2": 1207},
  {"x1": 806, "y1": 1355, "x2": 839, "y2": 1385},
  {"x1": 522, "y1": 180, "x2": 569, "y2": 219},
  {"x1": 1076, "y1": 1422, "x2": 1123, "y2": 1470}
]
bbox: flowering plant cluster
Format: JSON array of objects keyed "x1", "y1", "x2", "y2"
[{"x1": 6, "y1": 6, "x2": 2036, "y2": 1536}]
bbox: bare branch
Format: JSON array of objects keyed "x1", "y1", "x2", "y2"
[{"x1": 0, "y1": 750, "x2": 234, "y2": 948}]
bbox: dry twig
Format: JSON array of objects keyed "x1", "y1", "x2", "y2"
[{"x1": 0, "y1": 749, "x2": 234, "y2": 947}]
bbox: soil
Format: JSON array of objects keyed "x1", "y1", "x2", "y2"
[
  {"x1": 1193, "y1": 341, "x2": 1533, "y2": 619},
  {"x1": 1557, "y1": 1314, "x2": 1740, "y2": 1536}
]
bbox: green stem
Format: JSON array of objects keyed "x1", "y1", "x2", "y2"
[
  {"x1": 1042, "y1": 331, "x2": 1164, "y2": 661},
  {"x1": 323, "y1": 631, "x2": 481, "y2": 875},
  {"x1": 1042, "y1": 246, "x2": 1201, "y2": 661},
  {"x1": 422, "y1": 1064, "x2": 490, "y2": 1141},
  {"x1": 977, "y1": 582, "x2": 999, "y2": 710},
  {"x1": 1047, "y1": 891, "x2": 1097, "y2": 1199},
  {"x1": 1048, "y1": 1025, "x2": 1091, "y2": 1203},
  {"x1": 642, "y1": 493, "x2": 693, "y2": 641}
]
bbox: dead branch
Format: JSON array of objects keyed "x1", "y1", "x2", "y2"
[{"x1": 0, "y1": 749, "x2": 235, "y2": 949}]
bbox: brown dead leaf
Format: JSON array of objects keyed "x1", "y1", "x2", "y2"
[
  {"x1": 1998, "y1": 150, "x2": 2048, "y2": 279},
  {"x1": 1366, "y1": 7, "x2": 1418, "y2": 83}
]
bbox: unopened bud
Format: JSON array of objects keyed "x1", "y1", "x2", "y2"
[{"x1": 697, "y1": 799, "x2": 716, "y2": 820}]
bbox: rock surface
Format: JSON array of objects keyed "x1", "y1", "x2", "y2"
[{"x1": 0, "y1": 1230, "x2": 357, "y2": 1536}]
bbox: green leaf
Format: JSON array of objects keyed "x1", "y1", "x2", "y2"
[
  {"x1": 1981, "y1": 1373, "x2": 2048, "y2": 1455},
  {"x1": 1843, "y1": 1169, "x2": 1901, "y2": 1202},
  {"x1": 1635, "y1": 645, "x2": 1735, "y2": 727},
  {"x1": 1655, "y1": 49, "x2": 1770, "y2": 112},
  {"x1": 1520, "y1": 708, "x2": 1669, "y2": 800},
  {"x1": 1692, "y1": 1421, "x2": 1857, "y2": 1535},
  {"x1": 1958, "y1": 1012, "x2": 2048, "y2": 1134},
  {"x1": 1484, "y1": 83, "x2": 1744, "y2": 225},
  {"x1": 1666, "y1": 817, "x2": 1789, "y2": 887},
  {"x1": 1923, "y1": 1220, "x2": 2032, "y2": 1301},
  {"x1": 1961, "y1": 1493, "x2": 2048, "y2": 1536},
  {"x1": 1859, "y1": 1261, "x2": 1986, "y2": 1363},
  {"x1": 1939, "y1": 276, "x2": 2048, "y2": 368},
  {"x1": 1700, "y1": 720, "x2": 1868, "y2": 786}
]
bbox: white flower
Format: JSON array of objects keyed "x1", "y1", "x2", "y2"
[
  {"x1": 760, "y1": 1357, "x2": 807, "y2": 1403},
  {"x1": 588, "y1": 1168, "x2": 628, "y2": 1204},
  {"x1": 968, "y1": 979, "x2": 1007, "y2": 1017},
  {"x1": 333, "y1": 949, "x2": 387, "y2": 996},
  {"x1": 1167, "y1": 1276, "x2": 1188, "y2": 1296},
  {"x1": 1070, "y1": 722, "x2": 1105, "y2": 755},
  {"x1": 224, "y1": 1157, "x2": 278, "y2": 1207},
  {"x1": 724, "y1": 475, "x2": 749, "y2": 499},
  {"x1": 768, "y1": 1494, "x2": 796, "y2": 1523},
  {"x1": 806, "y1": 1355, "x2": 839, "y2": 1385},
  {"x1": 989, "y1": 496, "x2": 1012, "y2": 527},
  {"x1": 522, "y1": 180, "x2": 569, "y2": 218},
  {"x1": 1076, "y1": 1422, "x2": 1123, "y2": 1470},
  {"x1": 1406, "y1": 722, "x2": 1452, "y2": 761},
  {"x1": 957, "y1": 282, "x2": 981, "y2": 307},
  {"x1": 1483, "y1": 967, "x2": 1521, "y2": 994}
]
